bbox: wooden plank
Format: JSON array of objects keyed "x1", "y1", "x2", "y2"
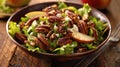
[
  {"x1": 9, "y1": 47, "x2": 51, "y2": 67},
  {"x1": 0, "y1": 21, "x2": 7, "y2": 51},
  {"x1": 0, "y1": 21, "x2": 16, "y2": 67},
  {"x1": 0, "y1": 37, "x2": 17, "y2": 67}
]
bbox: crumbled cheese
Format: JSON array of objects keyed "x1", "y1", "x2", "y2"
[
  {"x1": 32, "y1": 20, "x2": 37, "y2": 26},
  {"x1": 65, "y1": 10, "x2": 69, "y2": 14},
  {"x1": 40, "y1": 21, "x2": 44, "y2": 25},
  {"x1": 56, "y1": 13, "x2": 62, "y2": 17},
  {"x1": 56, "y1": 33, "x2": 60, "y2": 37},
  {"x1": 48, "y1": 10, "x2": 55, "y2": 14},
  {"x1": 65, "y1": 16, "x2": 71, "y2": 21},
  {"x1": 69, "y1": 24, "x2": 79, "y2": 32},
  {"x1": 54, "y1": 24, "x2": 58, "y2": 31}
]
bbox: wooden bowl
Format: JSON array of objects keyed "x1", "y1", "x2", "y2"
[{"x1": 6, "y1": 1, "x2": 111, "y2": 61}]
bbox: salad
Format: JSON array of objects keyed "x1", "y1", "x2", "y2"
[
  {"x1": 8, "y1": 2, "x2": 109, "y2": 54},
  {"x1": 0, "y1": 0, "x2": 13, "y2": 18}
]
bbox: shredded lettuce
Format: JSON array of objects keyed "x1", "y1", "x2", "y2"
[
  {"x1": 25, "y1": 43, "x2": 45, "y2": 53},
  {"x1": 89, "y1": 16, "x2": 107, "y2": 32},
  {"x1": 81, "y1": 43, "x2": 96, "y2": 50},
  {"x1": 8, "y1": 2, "x2": 108, "y2": 54},
  {"x1": 0, "y1": 0, "x2": 13, "y2": 13},
  {"x1": 78, "y1": 4, "x2": 91, "y2": 16},
  {"x1": 8, "y1": 22, "x2": 20, "y2": 37},
  {"x1": 21, "y1": 17, "x2": 29, "y2": 22},
  {"x1": 48, "y1": 39, "x2": 58, "y2": 48},
  {"x1": 53, "y1": 41, "x2": 77, "y2": 54},
  {"x1": 58, "y1": 2, "x2": 67, "y2": 9}
]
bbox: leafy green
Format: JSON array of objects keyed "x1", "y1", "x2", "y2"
[
  {"x1": 53, "y1": 41, "x2": 77, "y2": 54},
  {"x1": 8, "y1": 21, "x2": 20, "y2": 37},
  {"x1": 25, "y1": 43, "x2": 45, "y2": 53},
  {"x1": 22, "y1": 26, "x2": 29, "y2": 36},
  {"x1": 48, "y1": 39, "x2": 57, "y2": 48},
  {"x1": 78, "y1": 4, "x2": 91, "y2": 16},
  {"x1": 39, "y1": 17, "x2": 49, "y2": 24},
  {"x1": 89, "y1": 16, "x2": 107, "y2": 43},
  {"x1": 81, "y1": 43, "x2": 96, "y2": 50},
  {"x1": 0, "y1": 0, "x2": 13, "y2": 13},
  {"x1": 63, "y1": 6, "x2": 78, "y2": 13},
  {"x1": 21, "y1": 17, "x2": 29, "y2": 22},
  {"x1": 58, "y1": 2, "x2": 67, "y2": 9},
  {"x1": 89, "y1": 16, "x2": 106, "y2": 32},
  {"x1": 0, "y1": 0, "x2": 6, "y2": 6},
  {"x1": 89, "y1": 28, "x2": 94, "y2": 36}
]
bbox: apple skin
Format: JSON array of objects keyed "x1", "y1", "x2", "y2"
[
  {"x1": 7, "y1": 0, "x2": 30, "y2": 7},
  {"x1": 81, "y1": 0, "x2": 111, "y2": 9}
]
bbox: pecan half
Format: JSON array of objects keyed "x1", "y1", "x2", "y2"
[
  {"x1": 57, "y1": 24, "x2": 65, "y2": 33},
  {"x1": 35, "y1": 25, "x2": 51, "y2": 34},
  {"x1": 25, "y1": 17, "x2": 39, "y2": 26},
  {"x1": 36, "y1": 28, "x2": 49, "y2": 33},
  {"x1": 49, "y1": 33, "x2": 57, "y2": 41},
  {"x1": 57, "y1": 35, "x2": 72, "y2": 46},
  {"x1": 65, "y1": 10, "x2": 79, "y2": 23},
  {"x1": 15, "y1": 32, "x2": 27, "y2": 44},
  {"x1": 77, "y1": 20, "x2": 88, "y2": 34},
  {"x1": 35, "y1": 37, "x2": 48, "y2": 51},
  {"x1": 48, "y1": 16, "x2": 63, "y2": 23},
  {"x1": 37, "y1": 34, "x2": 50, "y2": 49},
  {"x1": 43, "y1": 4, "x2": 58, "y2": 12}
]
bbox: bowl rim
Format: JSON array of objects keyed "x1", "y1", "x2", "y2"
[{"x1": 6, "y1": 1, "x2": 111, "y2": 57}]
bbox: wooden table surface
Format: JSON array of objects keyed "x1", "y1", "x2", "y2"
[{"x1": 0, "y1": 0, "x2": 120, "y2": 67}]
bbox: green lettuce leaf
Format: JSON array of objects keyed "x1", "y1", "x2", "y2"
[
  {"x1": 0, "y1": 0, "x2": 13, "y2": 13},
  {"x1": 58, "y1": 2, "x2": 67, "y2": 9},
  {"x1": 8, "y1": 21, "x2": 20, "y2": 37},
  {"x1": 53, "y1": 41, "x2": 77, "y2": 54},
  {"x1": 25, "y1": 43, "x2": 45, "y2": 53},
  {"x1": 78, "y1": 4, "x2": 91, "y2": 16}
]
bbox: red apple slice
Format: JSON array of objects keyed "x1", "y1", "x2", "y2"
[{"x1": 70, "y1": 29, "x2": 95, "y2": 43}]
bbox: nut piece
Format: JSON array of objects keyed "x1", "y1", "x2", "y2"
[
  {"x1": 57, "y1": 35, "x2": 72, "y2": 46},
  {"x1": 35, "y1": 38, "x2": 48, "y2": 51},
  {"x1": 77, "y1": 20, "x2": 88, "y2": 34},
  {"x1": 48, "y1": 16, "x2": 62, "y2": 23},
  {"x1": 65, "y1": 10, "x2": 79, "y2": 23},
  {"x1": 37, "y1": 34, "x2": 50, "y2": 50},
  {"x1": 25, "y1": 17, "x2": 39, "y2": 26},
  {"x1": 43, "y1": 4, "x2": 58, "y2": 12},
  {"x1": 15, "y1": 32, "x2": 27, "y2": 44},
  {"x1": 35, "y1": 25, "x2": 51, "y2": 34},
  {"x1": 50, "y1": 33, "x2": 57, "y2": 41}
]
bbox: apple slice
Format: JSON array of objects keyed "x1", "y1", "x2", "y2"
[
  {"x1": 25, "y1": 11, "x2": 46, "y2": 18},
  {"x1": 70, "y1": 29, "x2": 95, "y2": 43}
]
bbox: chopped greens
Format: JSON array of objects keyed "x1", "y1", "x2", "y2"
[
  {"x1": 78, "y1": 4, "x2": 91, "y2": 16},
  {"x1": 25, "y1": 43, "x2": 45, "y2": 53},
  {"x1": 8, "y1": 2, "x2": 109, "y2": 54},
  {"x1": 58, "y1": 1, "x2": 67, "y2": 9},
  {"x1": 0, "y1": 0, "x2": 13, "y2": 13},
  {"x1": 8, "y1": 22, "x2": 21, "y2": 37},
  {"x1": 53, "y1": 41, "x2": 77, "y2": 54}
]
